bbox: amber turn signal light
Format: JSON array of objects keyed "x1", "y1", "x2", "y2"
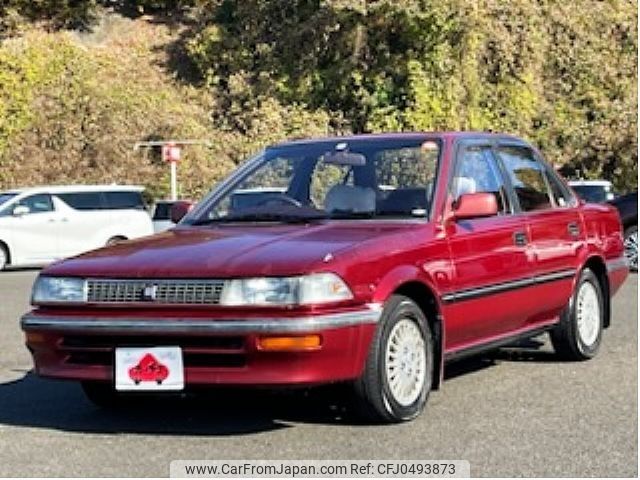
[
  {"x1": 257, "y1": 335, "x2": 322, "y2": 351},
  {"x1": 25, "y1": 332, "x2": 46, "y2": 343}
]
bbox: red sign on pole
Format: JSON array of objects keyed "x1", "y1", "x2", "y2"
[{"x1": 162, "y1": 143, "x2": 181, "y2": 163}]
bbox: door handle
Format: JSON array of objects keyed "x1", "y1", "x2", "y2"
[
  {"x1": 567, "y1": 222, "x2": 580, "y2": 237},
  {"x1": 513, "y1": 231, "x2": 528, "y2": 246}
]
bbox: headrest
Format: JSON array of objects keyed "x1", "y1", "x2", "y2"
[{"x1": 325, "y1": 184, "x2": 376, "y2": 214}]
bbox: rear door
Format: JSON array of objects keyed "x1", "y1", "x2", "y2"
[
  {"x1": 495, "y1": 143, "x2": 581, "y2": 324},
  {"x1": 445, "y1": 141, "x2": 537, "y2": 352}
]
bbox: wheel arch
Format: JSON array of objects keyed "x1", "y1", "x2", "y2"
[
  {"x1": 392, "y1": 280, "x2": 445, "y2": 391},
  {"x1": 106, "y1": 235, "x2": 128, "y2": 246},
  {"x1": 582, "y1": 255, "x2": 610, "y2": 328},
  {"x1": 0, "y1": 238, "x2": 10, "y2": 266}
]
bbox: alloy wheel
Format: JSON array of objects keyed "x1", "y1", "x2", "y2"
[
  {"x1": 384, "y1": 318, "x2": 427, "y2": 407},
  {"x1": 575, "y1": 281, "x2": 601, "y2": 347}
]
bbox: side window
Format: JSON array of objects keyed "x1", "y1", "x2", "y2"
[
  {"x1": 453, "y1": 147, "x2": 509, "y2": 214},
  {"x1": 545, "y1": 170, "x2": 572, "y2": 208},
  {"x1": 104, "y1": 191, "x2": 145, "y2": 210},
  {"x1": 57, "y1": 192, "x2": 104, "y2": 211},
  {"x1": 497, "y1": 146, "x2": 553, "y2": 212},
  {"x1": 17, "y1": 194, "x2": 54, "y2": 214}
]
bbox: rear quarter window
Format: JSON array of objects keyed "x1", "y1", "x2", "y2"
[{"x1": 104, "y1": 191, "x2": 146, "y2": 210}]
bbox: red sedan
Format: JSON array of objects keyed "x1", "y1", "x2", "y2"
[{"x1": 22, "y1": 132, "x2": 628, "y2": 423}]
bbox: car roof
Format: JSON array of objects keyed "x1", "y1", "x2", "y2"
[
  {"x1": 1, "y1": 185, "x2": 145, "y2": 195},
  {"x1": 270, "y1": 131, "x2": 525, "y2": 148}
]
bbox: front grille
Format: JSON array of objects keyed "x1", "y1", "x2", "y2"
[{"x1": 86, "y1": 279, "x2": 225, "y2": 304}]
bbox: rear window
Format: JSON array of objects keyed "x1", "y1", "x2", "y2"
[
  {"x1": 57, "y1": 191, "x2": 145, "y2": 210},
  {"x1": 104, "y1": 191, "x2": 145, "y2": 210}
]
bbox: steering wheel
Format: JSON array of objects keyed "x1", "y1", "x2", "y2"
[{"x1": 254, "y1": 193, "x2": 302, "y2": 208}]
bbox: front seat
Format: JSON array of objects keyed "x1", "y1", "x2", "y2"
[{"x1": 325, "y1": 184, "x2": 376, "y2": 215}]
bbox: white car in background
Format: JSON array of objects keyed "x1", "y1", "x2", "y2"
[{"x1": 0, "y1": 185, "x2": 153, "y2": 270}]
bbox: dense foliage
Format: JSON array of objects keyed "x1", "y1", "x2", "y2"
[
  {"x1": 188, "y1": 0, "x2": 638, "y2": 191},
  {"x1": 0, "y1": 0, "x2": 637, "y2": 198}
]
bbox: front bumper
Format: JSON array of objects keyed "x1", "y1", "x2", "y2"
[{"x1": 21, "y1": 305, "x2": 381, "y2": 386}]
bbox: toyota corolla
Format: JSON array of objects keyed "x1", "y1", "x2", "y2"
[{"x1": 21, "y1": 132, "x2": 628, "y2": 423}]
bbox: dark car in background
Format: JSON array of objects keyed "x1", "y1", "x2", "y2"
[{"x1": 609, "y1": 192, "x2": 638, "y2": 272}]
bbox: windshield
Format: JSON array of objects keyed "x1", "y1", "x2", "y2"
[
  {"x1": 0, "y1": 193, "x2": 17, "y2": 211},
  {"x1": 188, "y1": 138, "x2": 440, "y2": 224}
]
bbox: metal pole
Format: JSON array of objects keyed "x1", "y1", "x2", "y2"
[
  {"x1": 170, "y1": 161, "x2": 177, "y2": 201},
  {"x1": 132, "y1": 140, "x2": 210, "y2": 201}
]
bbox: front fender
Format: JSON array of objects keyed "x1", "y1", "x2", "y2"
[
  {"x1": 371, "y1": 264, "x2": 439, "y2": 304},
  {"x1": 370, "y1": 264, "x2": 447, "y2": 390}
]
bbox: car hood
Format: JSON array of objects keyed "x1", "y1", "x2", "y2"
[{"x1": 43, "y1": 221, "x2": 421, "y2": 278}]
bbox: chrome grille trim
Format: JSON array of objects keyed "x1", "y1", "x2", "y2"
[{"x1": 86, "y1": 279, "x2": 225, "y2": 305}]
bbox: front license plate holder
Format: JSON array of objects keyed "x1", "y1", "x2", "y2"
[{"x1": 115, "y1": 346, "x2": 184, "y2": 391}]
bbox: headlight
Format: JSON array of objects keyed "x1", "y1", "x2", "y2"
[
  {"x1": 220, "y1": 273, "x2": 353, "y2": 306},
  {"x1": 32, "y1": 276, "x2": 86, "y2": 304}
]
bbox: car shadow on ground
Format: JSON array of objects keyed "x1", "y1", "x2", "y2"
[
  {"x1": 0, "y1": 371, "x2": 357, "y2": 435},
  {"x1": 0, "y1": 337, "x2": 560, "y2": 435}
]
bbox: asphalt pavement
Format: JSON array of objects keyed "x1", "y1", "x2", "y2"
[{"x1": 0, "y1": 270, "x2": 636, "y2": 477}]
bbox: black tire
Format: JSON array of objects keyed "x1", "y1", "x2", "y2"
[
  {"x1": 106, "y1": 236, "x2": 126, "y2": 247},
  {"x1": 353, "y1": 295, "x2": 433, "y2": 423},
  {"x1": 0, "y1": 243, "x2": 8, "y2": 271},
  {"x1": 550, "y1": 268, "x2": 604, "y2": 360},
  {"x1": 623, "y1": 225, "x2": 638, "y2": 272}
]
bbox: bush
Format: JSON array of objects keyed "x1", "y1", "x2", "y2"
[{"x1": 0, "y1": 1, "x2": 636, "y2": 198}]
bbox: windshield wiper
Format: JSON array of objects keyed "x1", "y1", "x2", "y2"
[
  {"x1": 193, "y1": 212, "x2": 328, "y2": 225},
  {"x1": 328, "y1": 211, "x2": 376, "y2": 220}
]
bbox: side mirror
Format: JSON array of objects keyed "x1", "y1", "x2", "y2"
[
  {"x1": 453, "y1": 192, "x2": 498, "y2": 220},
  {"x1": 170, "y1": 201, "x2": 194, "y2": 224},
  {"x1": 12, "y1": 205, "x2": 30, "y2": 216}
]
